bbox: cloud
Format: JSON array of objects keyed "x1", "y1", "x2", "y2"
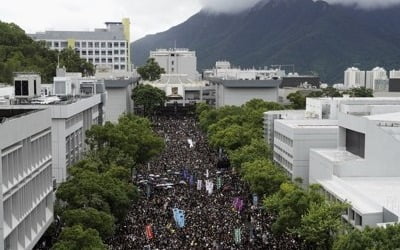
[
  {"x1": 199, "y1": 0, "x2": 400, "y2": 13},
  {"x1": 323, "y1": 0, "x2": 400, "y2": 9},
  {"x1": 199, "y1": 0, "x2": 265, "y2": 13}
]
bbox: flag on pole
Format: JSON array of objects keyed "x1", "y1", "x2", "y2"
[
  {"x1": 145, "y1": 224, "x2": 154, "y2": 240},
  {"x1": 234, "y1": 228, "x2": 242, "y2": 244}
]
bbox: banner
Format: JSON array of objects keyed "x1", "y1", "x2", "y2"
[
  {"x1": 217, "y1": 177, "x2": 222, "y2": 190},
  {"x1": 197, "y1": 180, "x2": 202, "y2": 190},
  {"x1": 253, "y1": 194, "x2": 259, "y2": 207},
  {"x1": 173, "y1": 208, "x2": 185, "y2": 228},
  {"x1": 145, "y1": 225, "x2": 154, "y2": 240},
  {"x1": 234, "y1": 228, "x2": 241, "y2": 244}
]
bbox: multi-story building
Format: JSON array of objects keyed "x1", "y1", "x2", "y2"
[
  {"x1": 204, "y1": 61, "x2": 285, "y2": 81},
  {"x1": 150, "y1": 49, "x2": 200, "y2": 81},
  {"x1": 0, "y1": 108, "x2": 53, "y2": 250},
  {"x1": 390, "y1": 70, "x2": 400, "y2": 79},
  {"x1": 211, "y1": 78, "x2": 280, "y2": 107},
  {"x1": 104, "y1": 78, "x2": 138, "y2": 122},
  {"x1": 29, "y1": 19, "x2": 131, "y2": 73},
  {"x1": 344, "y1": 67, "x2": 366, "y2": 89},
  {"x1": 0, "y1": 73, "x2": 107, "y2": 185},
  {"x1": 273, "y1": 119, "x2": 338, "y2": 186},
  {"x1": 366, "y1": 67, "x2": 388, "y2": 90},
  {"x1": 263, "y1": 110, "x2": 305, "y2": 146},
  {"x1": 309, "y1": 101, "x2": 400, "y2": 228}
]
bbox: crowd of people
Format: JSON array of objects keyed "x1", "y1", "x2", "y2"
[{"x1": 109, "y1": 115, "x2": 301, "y2": 249}]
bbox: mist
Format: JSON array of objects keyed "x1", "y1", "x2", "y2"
[{"x1": 200, "y1": 0, "x2": 400, "y2": 13}]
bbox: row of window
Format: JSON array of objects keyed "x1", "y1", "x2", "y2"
[
  {"x1": 3, "y1": 166, "x2": 52, "y2": 235},
  {"x1": 47, "y1": 41, "x2": 127, "y2": 49},
  {"x1": 66, "y1": 113, "x2": 83, "y2": 130},
  {"x1": 274, "y1": 131, "x2": 294, "y2": 147},
  {"x1": 84, "y1": 56, "x2": 126, "y2": 63},
  {"x1": 2, "y1": 131, "x2": 51, "y2": 193},
  {"x1": 4, "y1": 194, "x2": 52, "y2": 250},
  {"x1": 274, "y1": 152, "x2": 293, "y2": 171},
  {"x1": 274, "y1": 144, "x2": 293, "y2": 159},
  {"x1": 79, "y1": 49, "x2": 126, "y2": 56},
  {"x1": 65, "y1": 128, "x2": 83, "y2": 167}
]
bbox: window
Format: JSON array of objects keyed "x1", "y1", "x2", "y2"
[
  {"x1": 101, "y1": 51, "x2": 106, "y2": 55},
  {"x1": 34, "y1": 80, "x2": 37, "y2": 95},
  {"x1": 22, "y1": 81, "x2": 29, "y2": 95},
  {"x1": 114, "y1": 42, "x2": 119, "y2": 47},
  {"x1": 95, "y1": 50, "x2": 99, "y2": 55},
  {"x1": 120, "y1": 57, "x2": 125, "y2": 62},
  {"x1": 95, "y1": 58, "x2": 99, "y2": 63},
  {"x1": 82, "y1": 50, "x2": 87, "y2": 56},
  {"x1": 82, "y1": 42, "x2": 87, "y2": 48},
  {"x1": 101, "y1": 58, "x2": 106, "y2": 63},
  {"x1": 108, "y1": 51, "x2": 112, "y2": 56},
  {"x1": 120, "y1": 65, "x2": 125, "y2": 70},
  {"x1": 114, "y1": 50, "x2": 119, "y2": 55},
  {"x1": 107, "y1": 42, "x2": 113, "y2": 48},
  {"x1": 75, "y1": 42, "x2": 80, "y2": 48},
  {"x1": 119, "y1": 42, "x2": 125, "y2": 47},
  {"x1": 54, "y1": 42, "x2": 59, "y2": 47},
  {"x1": 88, "y1": 51, "x2": 93, "y2": 56},
  {"x1": 94, "y1": 42, "x2": 99, "y2": 48},
  {"x1": 346, "y1": 129, "x2": 365, "y2": 158},
  {"x1": 108, "y1": 58, "x2": 112, "y2": 63},
  {"x1": 60, "y1": 41, "x2": 68, "y2": 48},
  {"x1": 120, "y1": 50, "x2": 125, "y2": 55},
  {"x1": 88, "y1": 42, "x2": 93, "y2": 48},
  {"x1": 114, "y1": 65, "x2": 119, "y2": 70},
  {"x1": 101, "y1": 42, "x2": 106, "y2": 48}
]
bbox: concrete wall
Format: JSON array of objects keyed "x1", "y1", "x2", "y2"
[
  {"x1": 106, "y1": 88, "x2": 128, "y2": 122},
  {"x1": 0, "y1": 109, "x2": 53, "y2": 250},
  {"x1": 217, "y1": 87, "x2": 278, "y2": 107}
]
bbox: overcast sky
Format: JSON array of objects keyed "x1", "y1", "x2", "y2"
[{"x1": 1, "y1": 0, "x2": 400, "y2": 41}]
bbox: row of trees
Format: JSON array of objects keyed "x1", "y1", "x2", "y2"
[
  {"x1": 197, "y1": 100, "x2": 348, "y2": 249},
  {"x1": 287, "y1": 87, "x2": 374, "y2": 109},
  {"x1": 0, "y1": 21, "x2": 94, "y2": 83},
  {"x1": 52, "y1": 115, "x2": 164, "y2": 249}
]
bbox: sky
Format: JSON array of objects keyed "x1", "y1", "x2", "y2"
[{"x1": 1, "y1": 0, "x2": 400, "y2": 41}]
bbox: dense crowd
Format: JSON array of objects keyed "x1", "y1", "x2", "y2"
[{"x1": 109, "y1": 115, "x2": 301, "y2": 249}]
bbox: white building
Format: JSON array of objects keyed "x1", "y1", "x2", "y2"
[
  {"x1": 104, "y1": 78, "x2": 138, "y2": 123},
  {"x1": 263, "y1": 110, "x2": 305, "y2": 146},
  {"x1": 210, "y1": 79, "x2": 280, "y2": 107},
  {"x1": 273, "y1": 119, "x2": 338, "y2": 185},
  {"x1": 344, "y1": 67, "x2": 366, "y2": 89},
  {"x1": 390, "y1": 70, "x2": 400, "y2": 79},
  {"x1": 29, "y1": 19, "x2": 131, "y2": 73},
  {"x1": 366, "y1": 67, "x2": 388, "y2": 90},
  {"x1": 150, "y1": 49, "x2": 200, "y2": 81},
  {"x1": 204, "y1": 61, "x2": 285, "y2": 81},
  {"x1": 145, "y1": 74, "x2": 215, "y2": 106},
  {"x1": 0, "y1": 108, "x2": 53, "y2": 250}
]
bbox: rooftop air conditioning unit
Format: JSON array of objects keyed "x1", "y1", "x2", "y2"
[{"x1": 14, "y1": 73, "x2": 41, "y2": 99}]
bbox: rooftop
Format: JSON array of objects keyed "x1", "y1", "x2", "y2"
[
  {"x1": 0, "y1": 109, "x2": 38, "y2": 123},
  {"x1": 29, "y1": 28, "x2": 126, "y2": 41},
  {"x1": 208, "y1": 78, "x2": 281, "y2": 88},
  {"x1": 312, "y1": 148, "x2": 362, "y2": 162},
  {"x1": 104, "y1": 78, "x2": 138, "y2": 88},
  {"x1": 276, "y1": 119, "x2": 338, "y2": 129}
]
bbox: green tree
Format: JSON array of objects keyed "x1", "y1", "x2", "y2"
[
  {"x1": 296, "y1": 201, "x2": 348, "y2": 249},
  {"x1": 56, "y1": 167, "x2": 137, "y2": 220},
  {"x1": 264, "y1": 183, "x2": 325, "y2": 235},
  {"x1": 52, "y1": 225, "x2": 106, "y2": 250},
  {"x1": 195, "y1": 102, "x2": 213, "y2": 117},
  {"x1": 59, "y1": 48, "x2": 94, "y2": 76},
  {"x1": 62, "y1": 208, "x2": 115, "y2": 239},
  {"x1": 345, "y1": 87, "x2": 374, "y2": 97},
  {"x1": 229, "y1": 138, "x2": 271, "y2": 170},
  {"x1": 287, "y1": 91, "x2": 306, "y2": 109},
  {"x1": 209, "y1": 124, "x2": 253, "y2": 151},
  {"x1": 242, "y1": 159, "x2": 287, "y2": 197},
  {"x1": 137, "y1": 58, "x2": 165, "y2": 81},
  {"x1": 131, "y1": 84, "x2": 166, "y2": 116}
]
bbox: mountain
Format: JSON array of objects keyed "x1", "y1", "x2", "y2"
[{"x1": 132, "y1": 0, "x2": 400, "y2": 83}]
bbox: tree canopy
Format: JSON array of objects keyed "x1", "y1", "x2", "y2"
[
  {"x1": 0, "y1": 21, "x2": 94, "y2": 83},
  {"x1": 137, "y1": 58, "x2": 165, "y2": 81},
  {"x1": 52, "y1": 225, "x2": 106, "y2": 250},
  {"x1": 131, "y1": 84, "x2": 166, "y2": 116}
]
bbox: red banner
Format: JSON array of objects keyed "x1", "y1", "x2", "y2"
[{"x1": 145, "y1": 225, "x2": 154, "y2": 240}]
